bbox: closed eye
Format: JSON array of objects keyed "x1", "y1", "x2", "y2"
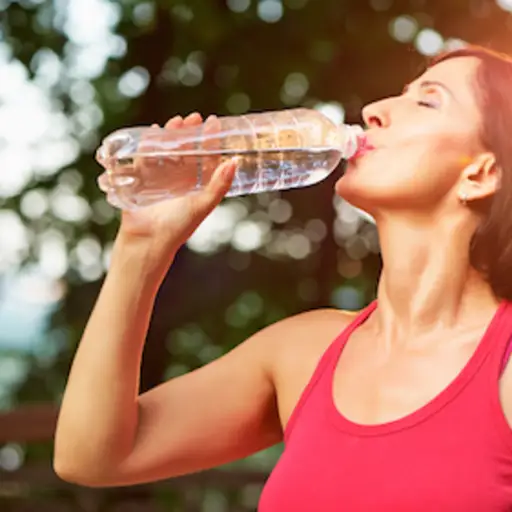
[
  {"x1": 403, "y1": 79, "x2": 449, "y2": 108},
  {"x1": 417, "y1": 100, "x2": 438, "y2": 108}
]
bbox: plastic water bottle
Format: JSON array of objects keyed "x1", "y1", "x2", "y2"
[{"x1": 95, "y1": 108, "x2": 370, "y2": 210}]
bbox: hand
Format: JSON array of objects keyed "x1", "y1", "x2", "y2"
[{"x1": 117, "y1": 112, "x2": 237, "y2": 256}]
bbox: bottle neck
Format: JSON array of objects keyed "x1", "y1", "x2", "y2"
[{"x1": 337, "y1": 124, "x2": 365, "y2": 159}]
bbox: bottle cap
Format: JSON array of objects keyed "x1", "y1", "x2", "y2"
[{"x1": 341, "y1": 125, "x2": 365, "y2": 159}]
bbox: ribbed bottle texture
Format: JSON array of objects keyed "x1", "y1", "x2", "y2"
[{"x1": 96, "y1": 108, "x2": 366, "y2": 210}]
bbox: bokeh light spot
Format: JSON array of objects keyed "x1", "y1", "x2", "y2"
[
  {"x1": 390, "y1": 16, "x2": 418, "y2": 43},
  {"x1": 232, "y1": 220, "x2": 267, "y2": 252},
  {"x1": 281, "y1": 72, "x2": 309, "y2": 105},
  {"x1": 415, "y1": 28, "x2": 444, "y2": 56},
  {"x1": 118, "y1": 66, "x2": 150, "y2": 98},
  {"x1": 132, "y1": 2, "x2": 155, "y2": 26},
  {"x1": 258, "y1": 0, "x2": 284, "y2": 23},
  {"x1": 227, "y1": 0, "x2": 251, "y2": 13},
  {"x1": 268, "y1": 198, "x2": 293, "y2": 223},
  {"x1": 226, "y1": 92, "x2": 251, "y2": 114},
  {"x1": 313, "y1": 102, "x2": 345, "y2": 125}
]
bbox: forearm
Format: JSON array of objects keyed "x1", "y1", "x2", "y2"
[{"x1": 54, "y1": 233, "x2": 174, "y2": 480}]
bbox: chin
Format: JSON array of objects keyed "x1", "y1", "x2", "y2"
[
  {"x1": 334, "y1": 167, "x2": 367, "y2": 205},
  {"x1": 334, "y1": 169, "x2": 386, "y2": 218}
]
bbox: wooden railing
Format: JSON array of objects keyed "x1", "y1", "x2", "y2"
[{"x1": 0, "y1": 404, "x2": 58, "y2": 443}]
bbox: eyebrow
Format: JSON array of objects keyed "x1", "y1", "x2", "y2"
[{"x1": 402, "y1": 80, "x2": 456, "y2": 100}]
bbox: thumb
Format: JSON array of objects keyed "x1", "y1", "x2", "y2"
[{"x1": 197, "y1": 158, "x2": 239, "y2": 211}]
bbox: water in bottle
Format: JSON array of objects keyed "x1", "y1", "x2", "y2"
[{"x1": 95, "y1": 108, "x2": 371, "y2": 210}]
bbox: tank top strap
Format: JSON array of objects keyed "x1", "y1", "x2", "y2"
[
  {"x1": 500, "y1": 333, "x2": 512, "y2": 376},
  {"x1": 283, "y1": 300, "x2": 377, "y2": 442},
  {"x1": 320, "y1": 300, "x2": 378, "y2": 372},
  {"x1": 487, "y1": 300, "x2": 512, "y2": 378},
  {"x1": 498, "y1": 301, "x2": 512, "y2": 376}
]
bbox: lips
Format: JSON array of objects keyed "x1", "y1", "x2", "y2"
[{"x1": 351, "y1": 134, "x2": 377, "y2": 160}]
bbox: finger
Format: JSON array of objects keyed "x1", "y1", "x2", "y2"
[
  {"x1": 183, "y1": 112, "x2": 203, "y2": 126},
  {"x1": 207, "y1": 158, "x2": 238, "y2": 200},
  {"x1": 200, "y1": 115, "x2": 223, "y2": 186},
  {"x1": 203, "y1": 114, "x2": 221, "y2": 131},
  {"x1": 162, "y1": 116, "x2": 184, "y2": 168},
  {"x1": 164, "y1": 115, "x2": 183, "y2": 130},
  {"x1": 203, "y1": 115, "x2": 222, "y2": 143},
  {"x1": 193, "y1": 159, "x2": 238, "y2": 215},
  {"x1": 178, "y1": 114, "x2": 202, "y2": 173},
  {"x1": 138, "y1": 124, "x2": 163, "y2": 173}
]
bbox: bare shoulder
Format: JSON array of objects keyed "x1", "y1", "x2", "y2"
[
  {"x1": 262, "y1": 307, "x2": 359, "y2": 429},
  {"x1": 252, "y1": 307, "x2": 358, "y2": 371},
  {"x1": 292, "y1": 307, "x2": 358, "y2": 329},
  {"x1": 265, "y1": 307, "x2": 359, "y2": 360}
]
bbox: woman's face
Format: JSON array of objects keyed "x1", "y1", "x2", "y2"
[{"x1": 336, "y1": 56, "x2": 486, "y2": 217}]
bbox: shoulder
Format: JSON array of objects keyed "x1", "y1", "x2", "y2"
[
  {"x1": 258, "y1": 308, "x2": 359, "y2": 427},
  {"x1": 252, "y1": 307, "x2": 358, "y2": 358},
  {"x1": 286, "y1": 307, "x2": 358, "y2": 327},
  {"x1": 261, "y1": 307, "x2": 359, "y2": 382},
  {"x1": 236, "y1": 307, "x2": 360, "y2": 388},
  {"x1": 278, "y1": 307, "x2": 359, "y2": 341},
  {"x1": 266, "y1": 307, "x2": 358, "y2": 337},
  {"x1": 224, "y1": 307, "x2": 358, "y2": 374}
]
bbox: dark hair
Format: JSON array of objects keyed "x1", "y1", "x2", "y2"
[{"x1": 430, "y1": 46, "x2": 512, "y2": 301}]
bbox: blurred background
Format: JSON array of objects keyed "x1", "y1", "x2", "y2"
[{"x1": 0, "y1": 0, "x2": 511, "y2": 510}]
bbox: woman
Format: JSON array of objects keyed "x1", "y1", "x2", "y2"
[{"x1": 54, "y1": 45, "x2": 512, "y2": 510}]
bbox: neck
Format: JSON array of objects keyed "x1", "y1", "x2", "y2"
[{"x1": 373, "y1": 212, "x2": 499, "y2": 342}]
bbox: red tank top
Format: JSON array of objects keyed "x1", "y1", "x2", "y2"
[{"x1": 259, "y1": 300, "x2": 512, "y2": 511}]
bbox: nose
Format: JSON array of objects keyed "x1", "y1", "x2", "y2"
[{"x1": 362, "y1": 99, "x2": 391, "y2": 129}]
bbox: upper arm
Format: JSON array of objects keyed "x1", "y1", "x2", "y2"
[
  {"x1": 102, "y1": 315, "x2": 289, "y2": 486},
  {"x1": 122, "y1": 330, "x2": 279, "y2": 484},
  {"x1": 97, "y1": 308, "x2": 354, "y2": 487}
]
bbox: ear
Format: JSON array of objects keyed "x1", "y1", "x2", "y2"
[{"x1": 459, "y1": 152, "x2": 500, "y2": 203}]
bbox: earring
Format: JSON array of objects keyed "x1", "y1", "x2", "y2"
[{"x1": 460, "y1": 192, "x2": 468, "y2": 206}]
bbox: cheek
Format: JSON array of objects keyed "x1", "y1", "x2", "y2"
[{"x1": 335, "y1": 132, "x2": 472, "y2": 209}]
